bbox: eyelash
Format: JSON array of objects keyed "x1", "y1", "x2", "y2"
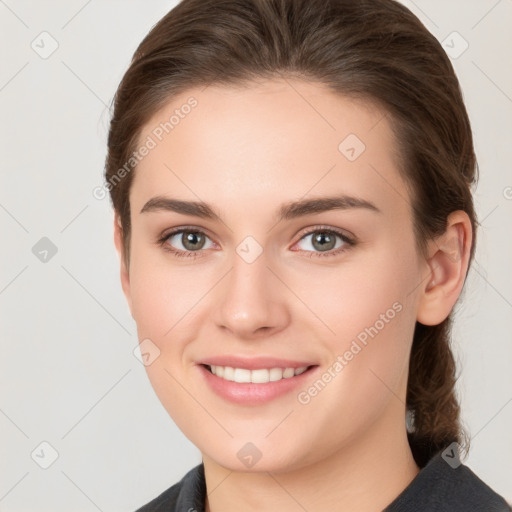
[{"x1": 156, "y1": 225, "x2": 356, "y2": 260}]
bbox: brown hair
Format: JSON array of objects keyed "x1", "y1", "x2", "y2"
[{"x1": 105, "y1": 0, "x2": 477, "y2": 468}]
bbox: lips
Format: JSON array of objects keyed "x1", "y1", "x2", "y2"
[
  {"x1": 197, "y1": 356, "x2": 318, "y2": 405},
  {"x1": 197, "y1": 355, "x2": 315, "y2": 370}
]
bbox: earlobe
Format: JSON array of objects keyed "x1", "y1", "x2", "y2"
[
  {"x1": 416, "y1": 211, "x2": 473, "y2": 326},
  {"x1": 113, "y1": 214, "x2": 133, "y2": 317}
]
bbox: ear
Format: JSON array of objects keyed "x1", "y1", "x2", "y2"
[
  {"x1": 416, "y1": 210, "x2": 473, "y2": 326},
  {"x1": 113, "y1": 214, "x2": 133, "y2": 317}
]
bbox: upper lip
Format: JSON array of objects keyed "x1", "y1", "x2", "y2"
[{"x1": 197, "y1": 356, "x2": 316, "y2": 370}]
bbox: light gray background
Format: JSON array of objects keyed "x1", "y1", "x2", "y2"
[{"x1": 1, "y1": 1, "x2": 511, "y2": 510}]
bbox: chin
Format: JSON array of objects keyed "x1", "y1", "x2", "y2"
[{"x1": 201, "y1": 439, "x2": 315, "y2": 474}]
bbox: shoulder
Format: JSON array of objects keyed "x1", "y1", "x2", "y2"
[
  {"x1": 385, "y1": 451, "x2": 512, "y2": 512},
  {"x1": 134, "y1": 463, "x2": 205, "y2": 512}
]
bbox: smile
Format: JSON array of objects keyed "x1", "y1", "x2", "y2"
[
  {"x1": 206, "y1": 364, "x2": 309, "y2": 383},
  {"x1": 199, "y1": 362, "x2": 318, "y2": 405}
]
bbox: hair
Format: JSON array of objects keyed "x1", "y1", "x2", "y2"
[{"x1": 105, "y1": 0, "x2": 477, "y2": 468}]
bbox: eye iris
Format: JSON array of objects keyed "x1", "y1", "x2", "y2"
[
  {"x1": 182, "y1": 231, "x2": 205, "y2": 250},
  {"x1": 313, "y1": 231, "x2": 336, "y2": 251}
]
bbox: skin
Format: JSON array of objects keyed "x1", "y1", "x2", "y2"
[{"x1": 113, "y1": 78, "x2": 472, "y2": 512}]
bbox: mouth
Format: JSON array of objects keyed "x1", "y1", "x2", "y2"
[
  {"x1": 198, "y1": 361, "x2": 319, "y2": 405},
  {"x1": 202, "y1": 364, "x2": 313, "y2": 383},
  {"x1": 196, "y1": 355, "x2": 319, "y2": 404}
]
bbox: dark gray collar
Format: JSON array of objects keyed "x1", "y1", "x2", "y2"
[{"x1": 169, "y1": 452, "x2": 510, "y2": 512}]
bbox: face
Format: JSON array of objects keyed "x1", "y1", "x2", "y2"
[{"x1": 119, "y1": 79, "x2": 429, "y2": 473}]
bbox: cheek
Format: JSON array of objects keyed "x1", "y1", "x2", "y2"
[
  {"x1": 128, "y1": 242, "x2": 204, "y2": 341},
  {"x1": 127, "y1": 250, "x2": 207, "y2": 433},
  {"x1": 130, "y1": 269, "x2": 172, "y2": 339},
  {"x1": 298, "y1": 245, "x2": 418, "y2": 415},
  {"x1": 312, "y1": 242, "x2": 419, "y2": 348}
]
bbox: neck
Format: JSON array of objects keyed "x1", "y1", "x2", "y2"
[{"x1": 203, "y1": 404, "x2": 420, "y2": 512}]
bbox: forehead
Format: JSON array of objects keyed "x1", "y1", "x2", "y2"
[{"x1": 131, "y1": 78, "x2": 408, "y2": 220}]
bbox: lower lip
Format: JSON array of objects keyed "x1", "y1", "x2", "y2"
[{"x1": 198, "y1": 364, "x2": 318, "y2": 405}]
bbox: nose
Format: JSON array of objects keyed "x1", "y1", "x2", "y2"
[{"x1": 212, "y1": 249, "x2": 291, "y2": 340}]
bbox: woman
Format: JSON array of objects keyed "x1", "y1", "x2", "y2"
[{"x1": 104, "y1": 0, "x2": 511, "y2": 510}]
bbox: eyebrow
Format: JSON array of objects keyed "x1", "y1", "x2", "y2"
[{"x1": 139, "y1": 194, "x2": 381, "y2": 222}]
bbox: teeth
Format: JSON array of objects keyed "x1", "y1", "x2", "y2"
[
  {"x1": 283, "y1": 367, "x2": 295, "y2": 378},
  {"x1": 209, "y1": 365, "x2": 309, "y2": 383}
]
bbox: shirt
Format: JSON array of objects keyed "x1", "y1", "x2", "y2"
[{"x1": 134, "y1": 450, "x2": 512, "y2": 511}]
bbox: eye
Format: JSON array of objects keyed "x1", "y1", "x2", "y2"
[
  {"x1": 293, "y1": 227, "x2": 355, "y2": 258},
  {"x1": 158, "y1": 228, "x2": 215, "y2": 258},
  {"x1": 157, "y1": 225, "x2": 355, "y2": 260}
]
